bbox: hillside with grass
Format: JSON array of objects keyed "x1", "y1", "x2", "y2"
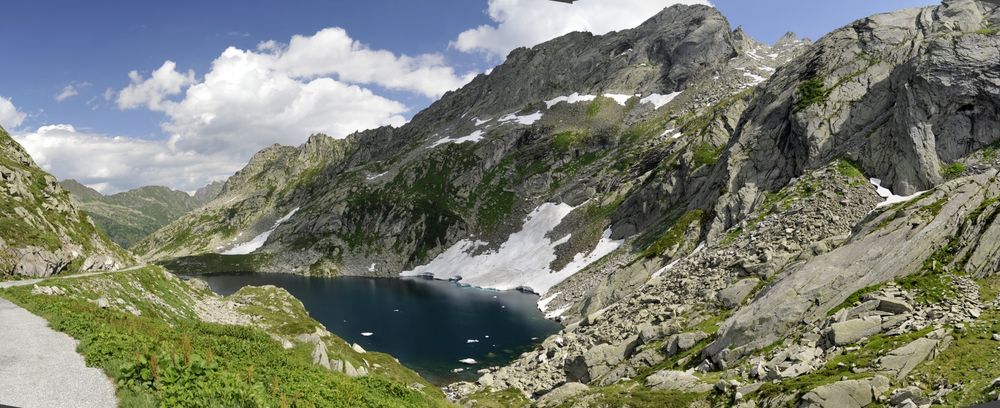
[
  {"x1": 0, "y1": 126, "x2": 133, "y2": 279},
  {"x1": 0, "y1": 267, "x2": 449, "y2": 407},
  {"x1": 61, "y1": 180, "x2": 222, "y2": 249}
]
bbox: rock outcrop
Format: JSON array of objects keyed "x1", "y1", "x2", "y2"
[{"x1": 0, "y1": 126, "x2": 133, "y2": 278}]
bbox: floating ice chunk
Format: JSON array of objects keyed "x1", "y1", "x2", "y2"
[
  {"x1": 459, "y1": 358, "x2": 478, "y2": 365},
  {"x1": 428, "y1": 130, "x2": 485, "y2": 148},
  {"x1": 361, "y1": 332, "x2": 374, "y2": 337},
  {"x1": 641, "y1": 91, "x2": 683, "y2": 109},
  {"x1": 466, "y1": 339, "x2": 480, "y2": 343},
  {"x1": 870, "y1": 178, "x2": 926, "y2": 208},
  {"x1": 221, "y1": 208, "x2": 300, "y2": 255},
  {"x1": 452, "y1": 368, "x2": 465, "y2": 373},
  {"x1": 499, "y1": 111, "x2": 543, "y2": 125},
  {"x1": 545, "y1": 93, "x2": 596, "y2": 109}
]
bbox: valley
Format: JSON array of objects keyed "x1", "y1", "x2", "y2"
[{"x1": 3, "y1": 0, "x2": 1000, "y2": 407}]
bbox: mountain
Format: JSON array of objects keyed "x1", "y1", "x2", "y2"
[
  {"x1": 0, "y1": 127, "x2": 133, "y2": 278},
  {"x1": 133, "y1": 0, "x2": 1000, "y2": 405},
  {"x1": 60, "y1": 180, "x2": 224, "y2": 249}
]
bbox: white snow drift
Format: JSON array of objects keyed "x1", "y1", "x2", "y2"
[
  {"x1": 221, "y1": 208, "x2": 300, "y2": 255},
  {"x1": 428, "y1": 130, "x2": 485, "y2": 148},
  {"x1": 870, "y1": 178, "x2": 925, "y2": 208},
  {"x1": 401, "y1": 203, "x2": 623, "y2": 298}
]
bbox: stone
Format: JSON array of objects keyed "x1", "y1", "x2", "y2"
[
  {"x1": 645, "y1": 370, "x2": 713, "y2": 393},
  {"x1": 829, "y1": 317, "x2": 883, "y2": 346},
  {"x1": 878, "y1": 338, "x2": 939, "y2": 380},
  {"x1": 537, "y1": 383, "x2": 589, "y2": 407},
  {"x1": 351, "y1": 343, "x2": 367, "y2": 354},
  {"x1": 717, "y1": 278, "x2": 760, "y2": 308},
  {"x1": 665, "y1": 331, "x2": 709, "y2": 356},
  {"x1": 311, "y1": 340, "x2": 330, "y2": 369},
  {"x1": 96, "y1": 298, "x2": 110, "y2": 309},
  {"x1": 889, "y1": 386, "x2": 931, "y2": 407},
  {"x1": 875, "y1": 297, "x2": 914, "y2": 315},
  {"x1": 800, "y1": 375, "x2": 891, "y2": 408}
]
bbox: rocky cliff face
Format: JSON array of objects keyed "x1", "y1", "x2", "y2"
[
  {"x1": 0, "y1": 127, "x2": 133, "y2": 278},
  {"x1": 61, "y1": 180, "x2": 222, "y2": 248},
  {"x1": 135, "y1": 1, "x2": 1000, "y2": 405}
]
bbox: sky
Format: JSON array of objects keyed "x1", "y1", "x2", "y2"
[{"x1": 0, "y1": 0, "x2": 939, "y2": 194}]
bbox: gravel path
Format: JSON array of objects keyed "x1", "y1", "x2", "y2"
[
  {"x1": 0, "y1": 270, "x2": 139, "y2": 407},
  {"x1": 0, "y1": 297, "x2": 117, "y2": 407}
]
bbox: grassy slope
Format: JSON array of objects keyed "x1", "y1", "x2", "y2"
[
  {"x1": 0, "y1": 267, "x2": 448, "y2": 408},
  {"x1": 0, "y1": 127, "x2": 132, "y2": 276}
]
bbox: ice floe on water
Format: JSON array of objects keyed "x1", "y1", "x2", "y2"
[
  {"x1": 361, "y1": 332, "x2": 374, "y2": 337},
  {"x1": 221, "y1": 208, "x2": 300, "y2": 255},
  {"x1": 870, "y1": 178, "x2": 925, "y2": 208},
  {"x1": 428, "y1": 130, "x2": 485, "y2": 148},
  {"x1": 459, "y1": 358, "x2": 478, "y2": 365},
  {"x1": 640, "y1": 91, "x2": 683, "y2": 109},
  {"x1": 402, "y1": 203, "x2": 624, "y2": 302},
  {"x1": 466, "y1": 339, "x2": 480, "y2": 343}
]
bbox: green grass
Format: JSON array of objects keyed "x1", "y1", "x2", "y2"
[
  {"x1": 835, "y1": 159, "x2": 867, "y2": 186},
  {"x1": 827, "y1": 284, "x2": 882, "y2": 316},
  {"x1": 557, "y1": 384, "x2": 708, "y2": 408},
  {"x1": 462, "y1": 388, "x2": 531, "y2": 407},
  {"x1": 941, "y1": 162, "x2": 967, "y2": 180},
  {"x1": 793, "y1": 76, "x2": 829, "y2": 113},
  {"x1": 692, "y1": 142, "x2": 723, "y2": 168},
  {"x1": 552, "y1": 131, "x2": 588, "y2": 152},
  {"x1": 0, "y1": 267, "x2": 447, "y2": 408},
  {"x1": 913, "y1": 309, "x2": 1000, "y2": 406},
  {"x1": 755, "y1": 327, "x2": 934, "y2": 401},
  {"x1": 641, "y1": 210, "x2": 704, "y2": 259}
]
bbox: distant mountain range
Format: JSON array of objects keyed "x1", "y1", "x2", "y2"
[{"x1": 60, "y1": 179, "x2": 223, "y2": 248}]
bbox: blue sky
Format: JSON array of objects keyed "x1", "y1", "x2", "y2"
[{"x1": 0, "y1": 0, "x2": 938, "y2": 193}]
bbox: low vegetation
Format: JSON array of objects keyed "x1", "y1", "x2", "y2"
[{"x1": 0, "y1": 267, "x2": 447, "y2": 407}]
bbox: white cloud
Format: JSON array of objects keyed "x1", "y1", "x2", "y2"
[
  {"x1": 116, "y1": 27, "x2": 476, "y2": 161},
  {"x1": 0, "y1": 97, "x2": 27, "y2": 129},
  {"x1": 117, "y1": 61, "x2": 195, "y2": 110},
  {"x1": 13, "y1": 124, "x2": 236, "y2": 194},
  {"x1": 55, "y1": 85, "x2": 79, "y2": 102},
  {"x1": 453, "y1": 0, "x2": 711, "y2": 58},
  {"x1": 274, "y1": 28, "x2": 477, "y2": 98}
]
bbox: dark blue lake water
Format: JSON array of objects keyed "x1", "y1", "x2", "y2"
[{"x1": 197, "y1": 273, "x2": 562, "y2": 384}]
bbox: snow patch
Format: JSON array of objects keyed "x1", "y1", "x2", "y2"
[
  {"x1": 869, "y1": 178, "x2": 925, "y2": 208},
  {"x1": 366, "y1": 172, "x2": 388, "y2": 181},
  {"x1": 402, "y1": 204, "x2": 622, "y2": 296},
  {"x1": 474, "y1": 117, "x2": 490, "y2": 126},
  {"x1": 743, "y1": 71, "x2": 768, "y2": 85},
  {"x1": 545, "y1": 93, "x2": 596, "y2": 109},
  {"x1": 640, "y1": 92, "x2": 683, "y2": 110},
  {"x1": 603, "y1": 93, "x2": 633, "y2": 106},
  {"x1": 499, "y1": 111, "x2": 543, "y2": 125},
  {"x1": 545, "y1": 306, "x2": 571, "y2": 320},
  {"x1": 221, "y1": 208, "x2": 300, "y2": 255},
  {"x1": 368, "y1": 263, "x2": 377, "y2": 272},
  {"x1": 428, "y1": 130, "x2": 485, "y2": 148}
]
